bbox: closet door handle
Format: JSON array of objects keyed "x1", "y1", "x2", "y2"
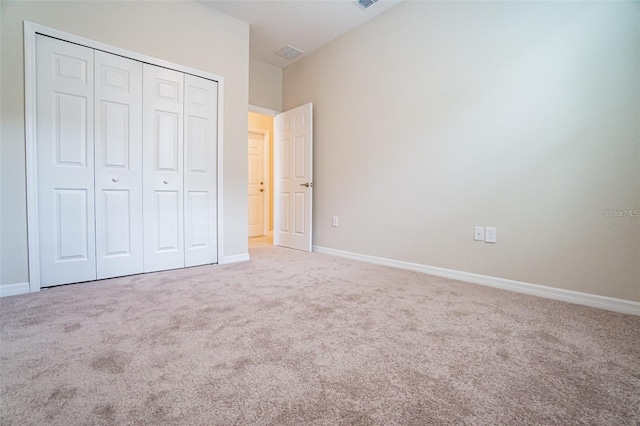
[
  {"x1": 163, "y1": 180, "x2": 169, "y2": 184},
  {"x1": 112, "y1": 177, "x2": 118, "y2": 183}
]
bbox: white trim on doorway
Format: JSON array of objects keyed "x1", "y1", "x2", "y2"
[
  {"x1": 222, "y1": 253, "x2": 251, "y2": 264},
  {"x1": 249, "y1": 105, "x2": 279, "y2": 117},
  {"x1": 23, "y1": 21, "x2": 225, "y2": 293}
]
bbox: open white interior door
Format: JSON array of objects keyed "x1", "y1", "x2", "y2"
[{"x1": 274, "y1": 103, "x2": 313, "y2": 251}]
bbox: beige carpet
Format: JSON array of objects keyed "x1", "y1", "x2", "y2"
[{"x1": 1, "y1": 246, "x2": 639, "y2": 425}]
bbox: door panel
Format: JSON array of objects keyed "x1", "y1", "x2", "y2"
[
  {"x1": 143, "y1": 64, "x2": 185, "y2": 272},
  {"x1": 103, "y1": 190, "x2": 132, "y2": 255},
  {"x1": 95, "y1": 50, "x2": 143, "y2": 279},
  {"x1": 56, "y1": 189, "x2": 90, "y2": 259},
  {"x1": 294, "y1": 136, "x2": 306, "y2": 178},
  {"x1": 187, "y1": 117, "x2": 208, "y2": 172},
  {"x1": 36, "y1": 35, "x2": 96, "y2": 287},
  {"x1": 56, "y1": 94, "x2": 89, "y2": 165},
  {"x1": 156, "y1": 112, "x2": 180, "y2": 170},
  {"x1": 184, "y1": 74, "x2": 218, "y2": 267},
  {"x1": 294, "y1": 192, "x2": 306, "y2": 235},
  {"x1": 186, "y1": 191, "x2": 209, "y2": 247},
  {"x1": 279, "y1": 193, "x2": 290, "y2": 233},
  {"x1": 280, "y1": 138, "x2": 290, "y2": 179},
  {"x1": 156, "y1": 191, "x2": 180, "y2": 250},
  {"x1": 274, "y1": 103, "x2": 313, "y2": 251},
  {"x1": 102, "y1": 102, "x2": 130, "y2": 168}
]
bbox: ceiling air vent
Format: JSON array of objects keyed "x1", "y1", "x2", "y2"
[
  {"x1": 354, "y1": 0, "x2": 379, "y2": 10},
  {"x1": 275, "y1": 45, "x2": 304, "y2": 61}
]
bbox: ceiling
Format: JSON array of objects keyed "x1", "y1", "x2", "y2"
[{"x1": 198, "y1": 0, "x2": 403, "y2": 69}]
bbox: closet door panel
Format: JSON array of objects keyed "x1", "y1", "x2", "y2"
[
  {"x1": 95, "y1": 51, "x2": 143, "y2": 279},
  {"x1": 36, "y1": 35, "x2": 96, "y2": 287},
  {"x1": 184, "y1": 75, "x2": 218, "y2": 267},
  {"x1": 143, "y1": 64, "x2": 185, "y2": 272}
]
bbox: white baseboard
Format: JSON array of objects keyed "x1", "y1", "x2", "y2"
[
  {"x1": 0, "y1": 282, "x2": 30, "y2": 298},
  {"x1": 312, "y1": 246, "x2": 640, "y2": 316},
  {"x1": 222, "y1": 253, "x2": 250, "y2": 264}
]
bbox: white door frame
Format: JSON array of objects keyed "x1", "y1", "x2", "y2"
[
  {"x1": 248, "y1": 127, "x2": 270, "y2": 237},
  {"x1": 23, "y1": 21, "x2": 225, "y2": 292},
  {"x1": 249, "y1": 105, "x2": 279, "y2": 117}
]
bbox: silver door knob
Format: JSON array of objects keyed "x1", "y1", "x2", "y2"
[
  {"x1": 299, "y1": 182, "x2": 313, "y2": 188},
  {"x1": 112, "y1": 177, "x2": 118, "y2": 182},
  {"x1": 163, "y1": 180, "x2": 169, "y2": 184}
]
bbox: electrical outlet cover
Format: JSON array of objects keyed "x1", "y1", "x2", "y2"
[
  {"x1": 485, "y1": 227, "x2": 497, "y2": 243},
  {"x1": 474, "y1": 226, "x2": 484, "y2": 241}
]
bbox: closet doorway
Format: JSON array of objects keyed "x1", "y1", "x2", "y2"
[{"x1": 24, "y1": 22, "x2": 224, "y2": 292}]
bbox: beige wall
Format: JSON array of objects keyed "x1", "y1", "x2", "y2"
[
  {"x1": 248, "y1": 112, "x2": 274, "y2": 232},
  {"x1": 247, "y1": 57, "x2": 280, "y2": 232},
  {"x1": 0, "y1": 1, "x2": 249, "y2": 285},
  {"x1": 249, "y1": 58, "x2": 282, "y2": 112},
  {"x1": 283, "y1": 1, "x2": 640, "y2": 302}
]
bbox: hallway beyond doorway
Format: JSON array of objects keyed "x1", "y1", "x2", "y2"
[{"x1": 249, "y1": 235, "x2": 273, "y2": 249}]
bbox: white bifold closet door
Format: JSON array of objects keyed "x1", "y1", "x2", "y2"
[
  {"x1": 142, "y1": 65, "x2": 185, "y2": 272},
  {"x1": 36, "y1": 35, "x2": 96, "y2": 287},
  {"x1": 36, "y1": 35, "x2": 218, "y2": 287},
  {"x1": 95, "y1": 51, "x2": 144, "y2": 280},
  {"x1": 183, "y1": 74, "x2": 218, "y2": 268},
  {"x1": 142, "y1": 66, "x2": 219, "y2": 272}
]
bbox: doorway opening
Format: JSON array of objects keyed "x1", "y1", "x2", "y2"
[
  {"x1": 248, "y1": 103, "x2": 313, "y2": 252},
  {"x1": 248, "y1": 111, "x2": 275, "y2": 248}
]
